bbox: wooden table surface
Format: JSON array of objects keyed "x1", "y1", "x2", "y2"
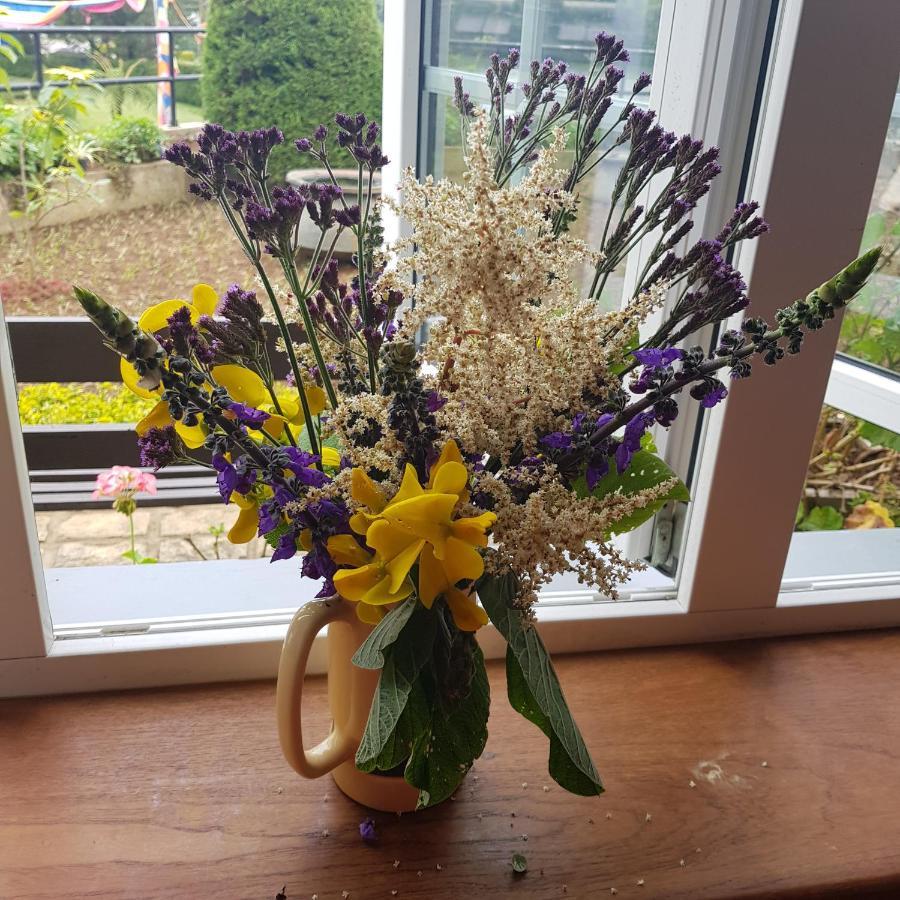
[{"x1": 2, "y1": 629, "x2": 900, "y2": 899}]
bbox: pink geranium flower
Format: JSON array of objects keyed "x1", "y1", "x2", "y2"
[{"x1": 91, "y1": 466, "x2": 158, "y2": 500}]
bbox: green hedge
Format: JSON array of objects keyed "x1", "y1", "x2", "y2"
[{"x1": 202, "y1": 0, "x2": 383, "y2": 181}]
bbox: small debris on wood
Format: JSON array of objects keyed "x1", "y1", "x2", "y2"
[
  {"x1": 761, "y1": 760, "x2": 768, "y2": 768},
  {"x1": 392, "y1": 860, "x2": 400, "y2": 869},
  {"x1": 321, "y1": 828, "x2": 329, "y2": 838},
  {"x1": 645, "y1": 813, "x2": 652, "y2": 823},
  {"x1": 637, "y1": 878, "x2": 645, "y2": 886},
  {"x1": 275, "y1": 887, "x2": 286, "y2": 900},
  {"x1": 689, "y1": 780, "x2": 696, "y2": 788},
  {"x1": 511, "y1": 852, "x2": 528, "y2": 874}
]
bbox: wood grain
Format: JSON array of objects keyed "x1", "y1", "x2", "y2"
[{"x1": 2, "y1": 630, "x2": 900, "y2": 899}]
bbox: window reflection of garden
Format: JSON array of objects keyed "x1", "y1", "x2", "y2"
[{"x1": 799, "y1": 89, "x2": 899, "y2": 534}]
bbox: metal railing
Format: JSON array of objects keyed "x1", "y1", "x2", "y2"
[{"x1": 4, "y1": 24, "x2": 204, "y2": 127}]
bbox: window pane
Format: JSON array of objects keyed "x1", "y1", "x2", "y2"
[
  {"x1": 539, "y1": 0, "x2": 662, "y2": 84},
  {"x1": 425, "y1": 0, "x2": 525, "y2": 71},
  {"x1": 2, "y1": 3, "x2": 385, "y2": 634},
  {"x1": 835, "y1": 80, "x2": 900, "y2": 375},
  {"x1": 421, "y1": 0, "x2": 664, "y2": 308},
  {"x1": 786, "y1": 83, "x2": 900, "y2": 589}
]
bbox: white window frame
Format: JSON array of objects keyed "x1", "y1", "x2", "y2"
[{"x1": 2, "y1": 0, "x2": 899, "y2": 698}]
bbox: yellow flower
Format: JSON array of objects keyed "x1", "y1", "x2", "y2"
[
  {"x1": 333, "y1": 440, "x2": 495, "y2": 630},
  {"x1": 330, "y1": 524, "x2": 418, "y2": 625}
]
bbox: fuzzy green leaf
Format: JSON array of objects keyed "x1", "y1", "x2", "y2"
[
  {"x1": 479, "y1": 571, "x2": 603, "y2": 796},
  {"x1": 506, "y1": 648, "x2": 605, "y2": 795},
  {"x1": 405, "y1": 644, "x2": 490, "y2": 808},
  {"x1": 572, "y1": 449, "x2": 690, "y2": 537},
  {"x1": 797, "y1": 505, "x2": 844, "y2": 532},
  {"x1": 371, "y1": 675, "x2": 430, "y2": 773},
  {"x1": 355, "y1": 605, "x2": 437, "y2": 771},
  {"x1": 351, "y1": 597, "x2": 417, "y2": 670}
]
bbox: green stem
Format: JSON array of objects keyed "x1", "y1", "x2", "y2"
[{"x1": 128, "y1": 511, "x2": 136, "y2": 565}]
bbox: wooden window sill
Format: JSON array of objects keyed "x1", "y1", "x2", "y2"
[{"x1": 2, "y1": 629, "x2": 899, "y2": 899}]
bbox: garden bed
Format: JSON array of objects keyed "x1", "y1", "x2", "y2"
[{"x1": 0, "y1": 199, "x2": 263, "y2": 316}]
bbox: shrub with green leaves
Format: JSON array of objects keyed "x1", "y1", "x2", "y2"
[
  {"x1": 202, "y1": 0, "x2": 383, "y2": 181},
  {"x1": 18, "y1": 381, "x2": 152, "y2": 425},
  {"x1": 94, "y1": 116, "x2": 161, "y2": 166}
]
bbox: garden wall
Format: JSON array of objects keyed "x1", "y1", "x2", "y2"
[{"x1": 0, "y1": 159, "x2": 194, "y2": 235}]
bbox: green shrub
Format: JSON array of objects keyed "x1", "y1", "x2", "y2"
[
  {"x1": 18, "y1": 382, "x2": 152, "y2": 425},
  {"x1": 174, "y1": 49, "x2": 203, "y2": 109},
  {"x1": 202, "y1": 0, "x2": 383, "y2": 180},
  {"x1": 94, "y1": 116, "x2": 161, "y2": 166}
]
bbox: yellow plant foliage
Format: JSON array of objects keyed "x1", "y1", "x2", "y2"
[{"x1": 18, "y1": 382, "x2": 154, "y2": 426}]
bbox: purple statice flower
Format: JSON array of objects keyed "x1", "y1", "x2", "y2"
[
  {"x1": 228, "y1": 402, "x2": 269, "y2": 429},
  {"x1": 614, "y1": 411, "x2": 655, "y2": 474},
  {"x1": 137, "y1": 425, "x2": 178, "y2": 470},
  {"x1": 359, "y1": 818, "x2": 377, "y2": 843}
]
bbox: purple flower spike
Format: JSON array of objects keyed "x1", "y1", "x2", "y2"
[
  {"x1": 632, "y1": 347, "x2": 683, "y2": 368},
  {"x1": 540, "y1": 432, "x2": 572, "y2": 450},
  {"x1": 228, "y1": 402, "x2": 269, "y2": 429},
  {"x1": 614, "y1": 411, "x2": 655, "y2": 474},
  {"x1": 359, "y1": 818, "x2": 377, "y2": 843}
]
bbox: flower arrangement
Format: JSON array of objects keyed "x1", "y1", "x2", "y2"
[{"x1": 74, "y1": 34, "x2": 879, "y2": 807}]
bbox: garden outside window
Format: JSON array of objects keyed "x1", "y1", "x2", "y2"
[{"x1": 1, "y1": 0, "x2": 899, "y2": 698}]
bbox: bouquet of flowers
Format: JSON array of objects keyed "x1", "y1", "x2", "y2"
[{"x1": 75, "y1": 33, "x2": 879, "y2": 807}]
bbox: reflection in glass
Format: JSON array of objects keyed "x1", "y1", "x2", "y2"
[
  {"x1": 836, "y1": 80, "x2": 900, "y2": 374},
  {"x1": 425, "y1": 0, "x2": 525, "y2": 71}
]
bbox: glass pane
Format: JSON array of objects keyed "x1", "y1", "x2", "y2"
[
  {"x1": 539, "y1": 0, "x2": 662, "y2": 84},
  {"x1": 787, "y1": 406, "x2": 899, "y2": 584},
  {"x1": 425, "y1": 0, "x2": 525, "y2": 71},
  {"x1": 835, "y1": 80, "x2": 900, "y2": 375},
  {"x1": 421, "y1": 0, "x2": 664, "y2": 308},
  {"x1": 1, "y1": 3, "x2": 385, "y2": 632},
  {"x1": 787, "y1": 86, "x2": 900, "y2": 587}
]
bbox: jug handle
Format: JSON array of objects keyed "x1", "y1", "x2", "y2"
[{"x1": 276, "y1": 598, "x2": 358, "y2": 778}]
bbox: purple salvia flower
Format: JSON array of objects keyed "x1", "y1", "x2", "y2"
[
  {"x1": 228, "y1": 402, "x2": 269, "y2": 429},
  {"x1": 615, "y1": 411, "x2": 655, "y2": 474}
]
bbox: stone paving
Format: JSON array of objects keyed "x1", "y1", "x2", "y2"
[{"x1": 36, "y1": 503, "x2": 272, "y2": 568}]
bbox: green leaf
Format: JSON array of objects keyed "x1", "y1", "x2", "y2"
[
  {"x1": 860, "y1": 421, "x2": 900, "y2": 453},
  {"x1": 506, "y1": 648, "x2": 604, "y2": 795},
  {"x1": 355, "y1": 605, "x2": 437, "y2": 771},
  {"x1": 572, "y1": 449, "x2": 690, "y2": 537},
  {"x1": 479, "y1": 571, "x2": 603, "y2": 796},
  {"x1": 405, "y1": 643, "x2": 490, "y2": 808},
  {"x1": 139, "y1": 556, "x2": 158, "y2": 565},
  {"x1": 796, "y1": 505, "x2": 843, "y2": 532},
  {"x1": 372, "y1": 675, "x2": 430, "y2": 773},
  {"x1": 511, "y1": 853, "x2": 528, "y2": 874},
  {"x1": 351, "y1": 597, "x2": 417, "y2": 670}
]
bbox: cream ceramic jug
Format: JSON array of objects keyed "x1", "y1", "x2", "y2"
[{"x1": 275, "y1": 597, "x2": 421, "y2": 812}]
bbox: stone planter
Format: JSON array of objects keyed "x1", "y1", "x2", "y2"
[{"x1": 286, "y1": 167, "x2": 382, "y2": 258}]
